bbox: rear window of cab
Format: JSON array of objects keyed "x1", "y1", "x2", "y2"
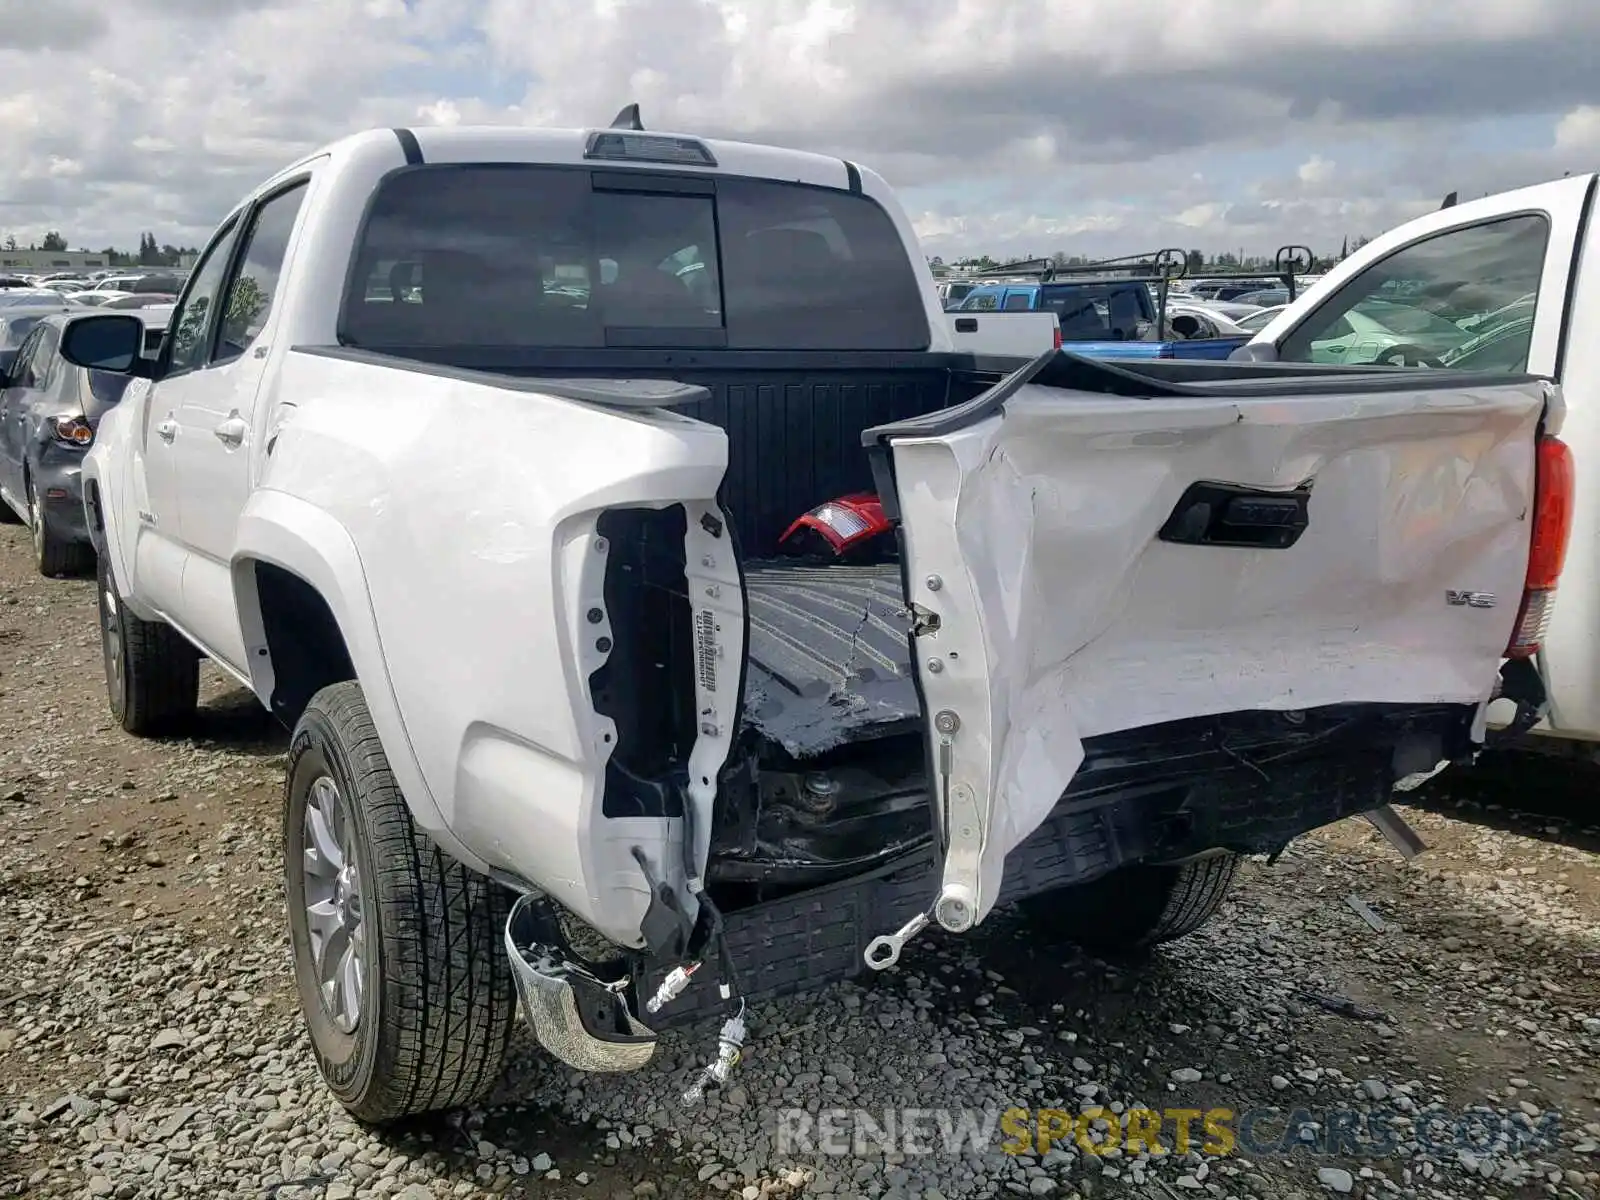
[{"x1": 340, "y1": 165, "x2": 932, "y2": 352}]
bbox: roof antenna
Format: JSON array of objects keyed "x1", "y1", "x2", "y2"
[
  {"x1": 610, "y1": 103, "x2": 644, "y2": 131},
  {"x1": 1439, "y1": 190, "x2": 1458, "y2": 210}
]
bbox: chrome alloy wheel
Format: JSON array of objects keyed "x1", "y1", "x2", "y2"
[
  {"x1": 29, "y1": 477, "x2": 44, "y2": 560},
  {"x1": 301, "y1": 775, "x2": 367, "y2": 1034}
]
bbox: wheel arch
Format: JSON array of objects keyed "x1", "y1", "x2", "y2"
[{"x1": 231, "y1": 491, "x2": 488, "y2": 872}]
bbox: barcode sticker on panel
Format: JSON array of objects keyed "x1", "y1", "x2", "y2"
[{"x1": 695, "y1": 609, "x2": 718, "y2": 693}]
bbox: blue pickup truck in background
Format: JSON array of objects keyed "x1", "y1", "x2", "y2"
[{"x1": 950, "y1": 278, "x2": 1249, "y2": 360}]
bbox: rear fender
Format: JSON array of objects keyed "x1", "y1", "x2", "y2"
[{"x1": 230, "y1": 489, "x2": 487, "y2": 873}]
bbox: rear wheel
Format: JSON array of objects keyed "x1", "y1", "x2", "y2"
[
  {"x1": 30, "y1": 475, "x2": 94, "y2": 578},
  {"x1": 97, "y1": 555, "x2": 199, "y2": 735},
  {"x1": 285, "y1": 680, "x2": 517, "y2": 1124},
  {"x1": 1019, "y1": 853, "x2": 1240, "y2": 956}
]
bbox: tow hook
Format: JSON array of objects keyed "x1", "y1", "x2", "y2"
[{"x1": 864, "y1": 910, "x2": 930, "y2": 970}]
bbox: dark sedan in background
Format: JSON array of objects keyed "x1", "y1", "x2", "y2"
[{"x1": 0, "y1": 312, "x2": 141, "y2": 576}]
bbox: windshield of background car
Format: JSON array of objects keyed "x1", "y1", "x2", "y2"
[{"x1": 339, "y1": 165, "x2": 931, "y2": 351}]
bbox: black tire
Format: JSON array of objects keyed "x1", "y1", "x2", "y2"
[
  {"x1": 285, "y1": 680, "x2": 517, "y2": 1125},
  {"x1": 97, "y1": 554, "x2": 199, "y2": 736},
  {"x1": 1020, "y1": 853, "x2": 1240, "y2": 956},
  {"x1": 30, "y1": 475, "x2": 94, "y2": 578}
]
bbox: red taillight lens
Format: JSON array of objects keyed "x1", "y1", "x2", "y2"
[
  {"x1": 1053, "y1": 327, "x2": 1063, "y2": 349},
  {"x1": 779, "y1": 492, "x2": 892, "y2": 557},
  {"x1": 47, "y1": 416, "x2": 94, "y2": 447},
  {"x1": 1505, "y1": 435, "x2": 1574, "y2": 658}
]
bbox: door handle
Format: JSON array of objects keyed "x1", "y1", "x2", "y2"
[
  {"x1": 213, "y1": 415, "x2": 248, "y2": 448},
  {"x1": 1158, "y1": 480, "x2": 1312, "y2": 550},
  {"x1": 156, "y1": 418, "x2": 177, "y2": 443}
]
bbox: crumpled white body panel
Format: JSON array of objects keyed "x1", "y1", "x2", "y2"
[{"x1": 887, "y1": 379, "x2": 1547, "y2": 923}]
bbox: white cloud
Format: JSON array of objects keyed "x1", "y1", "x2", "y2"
[
  {"x1": 1554, "y1": 104, "x2": 1600, "y2": 152},
  {"x1": 1, "y1": 0, "x2": 1600, "y2": 259},
  {"x1": 1297, "y1": 156, "x2": 1336, "y2": 185},
  {"x1": 1174, "y1": 202, "x2": 1228, "y2": 230}
]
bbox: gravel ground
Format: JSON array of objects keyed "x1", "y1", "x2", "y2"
[{"x1": 1, "y1": 525, "x2": 1598, "y2": 1200}]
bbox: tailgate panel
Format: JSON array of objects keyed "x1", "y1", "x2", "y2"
[{"x1": 880, "y1": 378, "x2": 1547, "y2": 924}]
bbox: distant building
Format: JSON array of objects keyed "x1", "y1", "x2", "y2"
[{"x1": 0, "y1": 249, "x2": 113, "y2": 272}]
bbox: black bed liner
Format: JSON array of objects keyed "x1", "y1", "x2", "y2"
[{"x1": 740, "y1": 561, "x2": 919, "y2": 758}]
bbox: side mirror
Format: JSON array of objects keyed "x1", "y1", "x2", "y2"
[
  {"x1": 1229, "y1": 340, "x2": 1279, "y2": 363},
  {"x1": 59, "y1": 314, "x2": 151, "y2": 376}
]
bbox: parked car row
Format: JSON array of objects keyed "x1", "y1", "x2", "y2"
[{"x1": 0, "y1": 268, "x2": 189, "y2": 315}]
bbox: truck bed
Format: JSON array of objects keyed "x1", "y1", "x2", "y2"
[{"x1": 741, "y1": 561, "x2": 919, "y2": 758}]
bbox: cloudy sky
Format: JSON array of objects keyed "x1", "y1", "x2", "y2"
[{"x1": 3, "y1": 0, "x2": 1600, "y2": 262}]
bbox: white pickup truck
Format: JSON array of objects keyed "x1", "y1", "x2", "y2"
[
  {"x1": 67, "y1": 114, "x2": 1570, "y2": 1123},
  {"x1": 1234, "y1": 175, "x2": 1593, "y2": 747}
]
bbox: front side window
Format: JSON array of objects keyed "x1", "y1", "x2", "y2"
[
  {"x1": 217, "y1": 181, "x2": 309, "y2": 364},
  {"x1": 1278, "y1": 215, "x2": 1548, "y2": 370},
  {"x1": 167, "y1": 218, "x2": 243, "y2": 374},
  {"x1": 340, "y1": 165, "x2": 931, "y2": 351}
]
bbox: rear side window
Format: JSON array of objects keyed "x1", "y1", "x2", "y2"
[{"x1": 340, "y1": 165, "x2": 930, "y2": 351}]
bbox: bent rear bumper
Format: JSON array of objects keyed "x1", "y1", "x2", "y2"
[{"x1": 664, "y1": 701, "x2": 1477, "y2": 1022}]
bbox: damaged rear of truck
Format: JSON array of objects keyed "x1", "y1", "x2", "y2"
[{"x1": 76, "y1": 119, "x2": 1576, "y2": 1123}]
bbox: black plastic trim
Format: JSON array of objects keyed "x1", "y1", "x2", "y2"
[
  {"x1": 391, "y1": 128, "x2": 423, "y2": 165},
  {"x1": 843, "y1": 160, "x2": 862, "y2": 194},
  {"x1": 864, "y1": 348, "x2": 1551, "y2": 449},
  {"x1": 1552, "y1": 174, "x2": 1598, "y2": 381},
  {"x1": 300, "y1": 342, "x2": 983, "y2": 373},
  {"x1": 862, "y1": 346, "x2": 1058, "y2": 448}
]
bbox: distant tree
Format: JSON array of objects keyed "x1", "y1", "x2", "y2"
[
  {"x1": 3, "y1": 234, "x2": 14, "y2": 251},
  {"x1": 1186, "y1": 249, "x2": 1204, "y2": 272},
  {"x1": 40, "y1": 231, "x2": 68, "y2": 251},
  {"x1": 138, "y1": 232, "x2": 161, "y2": 265}
]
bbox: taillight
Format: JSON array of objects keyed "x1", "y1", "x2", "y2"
[
  {"x1": 778, "y1": 492, "x2": 892, "y2": 558},
  {"x1": 1505, "y1": 435, "x2": 1574, "y2": 658},
  {"x1": 47, "y1": 416, "x2": 94, "y2": 447},
  {"x1": 1053, "y1": 327, "x2": 1063, "y2": 349}
]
